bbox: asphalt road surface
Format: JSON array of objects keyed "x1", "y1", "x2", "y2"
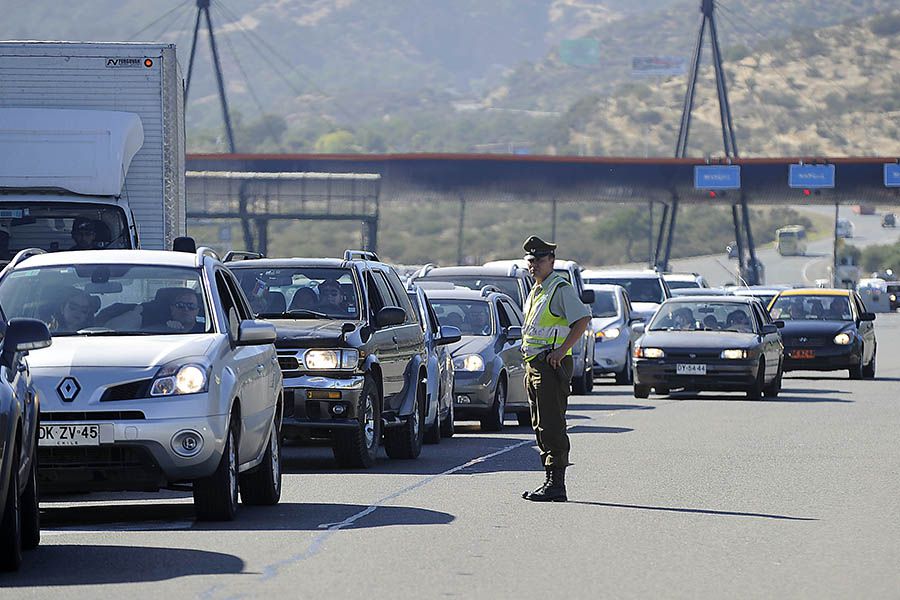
[
  {"x1": 666, "y1": 205, "x2": 899, "y2": 287},
  {"x1": 4, "y1": 316, "x2": 900, "y2": 598}
]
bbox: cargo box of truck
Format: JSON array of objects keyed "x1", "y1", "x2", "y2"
[{"x1": 0, "y1": 41, "x2": 185, "y2": 256}]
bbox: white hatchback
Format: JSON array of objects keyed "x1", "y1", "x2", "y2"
[{"x1": 0, "y1": 248, "x2": 282, "y2": 521}]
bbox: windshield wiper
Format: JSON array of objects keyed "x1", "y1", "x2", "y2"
[
  {"x1": 280, "y1": 309, "x2": 335, "y2": 319},
  {"x1": 73, "y1": 328, "x2": 158, "y2": 336}
]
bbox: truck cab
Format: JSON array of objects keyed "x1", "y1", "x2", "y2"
[{"x1": 0, "y1": 109, "x2": 142, "y2": 260}]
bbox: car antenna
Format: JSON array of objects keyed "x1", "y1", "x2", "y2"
[{"x1": 714, "y1": 257, "x2": 750, "y2": 289}]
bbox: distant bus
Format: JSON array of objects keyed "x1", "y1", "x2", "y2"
[{"x1": 775, "y1": 225, "x2": 807, "y2": 256}]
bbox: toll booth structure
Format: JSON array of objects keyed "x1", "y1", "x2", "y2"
[{"x1": 186, "y1": 171, "x2": 381, "y2": 255}]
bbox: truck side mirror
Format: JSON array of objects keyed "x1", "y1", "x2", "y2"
[{"x1": 173, "y1": 236, "x2": 196, "y2": 253}]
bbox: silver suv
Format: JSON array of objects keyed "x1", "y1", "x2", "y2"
[{"x1": 0, "y1": 248, "x2": 282, "y2": 521}]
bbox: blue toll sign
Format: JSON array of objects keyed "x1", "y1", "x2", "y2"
[
  {"x1": 788, "y1": 164, "x2": 835, "y2": 188},
  {"x1": 694, "y1": 165, "x2": 741, "y2": 190},
  {"x1": 884, "y1": 164, "x2": 900, "y2": 187}
]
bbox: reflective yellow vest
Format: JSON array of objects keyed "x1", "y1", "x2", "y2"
[{"x1": 522, "y1": 274, "x2": 572, "y2": 361}]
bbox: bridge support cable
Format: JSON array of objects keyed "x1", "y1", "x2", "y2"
[{"x1": 664, "y1": 0, "x2": 758, "y2": 284}]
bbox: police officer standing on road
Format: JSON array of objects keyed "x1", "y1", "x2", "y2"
[{"x1": 520, "y1": 236, "x2": 591, "y2": 502}]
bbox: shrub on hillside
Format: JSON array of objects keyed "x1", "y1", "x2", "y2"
[{"x1": 870, "y1": 13, "x2": 900, "y2": 37}]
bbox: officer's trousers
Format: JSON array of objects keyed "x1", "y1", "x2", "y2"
[{"x1": 525, "y1": 354, "x2": 573, "y2": 467}]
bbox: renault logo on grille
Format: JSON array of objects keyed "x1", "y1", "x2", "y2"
[
  {"x1": 799, "y1": 337, "x2": 808, "y2": 343},
  {"x1": 56, "y1": 377, "x2": 81, "y2": 402}
]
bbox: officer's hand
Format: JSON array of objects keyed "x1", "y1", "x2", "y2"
[{"x1": 547, "y1": 348, "x2": 565, "y2": 369}]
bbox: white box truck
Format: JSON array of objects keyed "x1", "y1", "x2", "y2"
[{"x1": 0, "y1": 41, "x2": 185, "y2": 257}]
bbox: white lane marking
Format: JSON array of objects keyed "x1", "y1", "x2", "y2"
[
  {"x1": 801, "y1": 256, "x2": 827, "y2": 285},
  {"x1": 254, "y1": 437, "x2": 536, "y2": 584}
]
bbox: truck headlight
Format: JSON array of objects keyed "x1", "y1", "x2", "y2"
[
  {"x1": 720, "y1": 349, "x2": 748, "y2": 360},
  {"x1": 452, "y1": 354, "x2": 485, "y2": 372},
  {"x1": 635, "y1": 347, "x2": 664, "y2": 359},
  {"x1": 303, "y1": 349, "x2": 359, "y2": 370},
  {"x1": 833, "y1": 332, "x2": 852, "y2": 345},
  {"x1": 596, "y1": 327, "x2": 620, "y2": 341},
  {"x1": 150, "y1": 363, "x2": 210, "y2": 397}
]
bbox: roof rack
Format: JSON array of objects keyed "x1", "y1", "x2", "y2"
[
  {"x1": 223, "y1": 250, "x2": 265, "y2": 263},
  {"x1": 414, "y1": 263, "x2": 436, "y2": 278},
  {"x1": 3, "y1": 247, "x2": 46, "y2": 271},
  {"x1": 344, "y1": 249, "x2": 380, "y2": 262},
  {"x1": 195, "y1": 247, "x2": 221, "y2": 267}
]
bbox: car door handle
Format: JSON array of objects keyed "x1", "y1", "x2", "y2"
[
  {"x1": 257, "y1": 364, "x2": 266, "y2": 374},
  {"x1": 392, "y1": 335, "x2": 398, "y2": 344}
]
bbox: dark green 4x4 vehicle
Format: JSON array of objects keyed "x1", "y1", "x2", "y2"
[{"x1": 228, "y1": 251, "x2": 427, "y2": 468}]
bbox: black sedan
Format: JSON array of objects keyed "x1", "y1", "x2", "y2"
[
  {"x1": 633, "y1": 297, "x2": 784, "y2": 399},
  {"x1": 768, "y1": 289, "x2": 876, "y2": 379}
]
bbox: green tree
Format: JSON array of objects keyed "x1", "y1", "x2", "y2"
[{"x1": 314, "y1": 130, "x2": 357, "y2": 153}]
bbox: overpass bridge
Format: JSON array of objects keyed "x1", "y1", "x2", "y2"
[{"x1": 186, "y1": 153, "x2": 900, "y2": 277}]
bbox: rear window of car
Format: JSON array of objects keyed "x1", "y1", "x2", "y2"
[
  {"x1": 585, "y1": 277, "x2": 664, "y2": 304},
  {"x1": 421, "y1": 276, "x2": 521, "y2": 302}
]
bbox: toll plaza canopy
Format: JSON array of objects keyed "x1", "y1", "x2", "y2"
[{"x1": 187, "y1": 154, "x2": 900, "y2": 205}]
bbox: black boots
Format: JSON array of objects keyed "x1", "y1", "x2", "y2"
[{"x1": 522, "y1": 466, "x2": 567, "y2": 502}]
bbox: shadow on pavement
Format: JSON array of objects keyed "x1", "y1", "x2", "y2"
[
  {"x1": 567, "y1": 403, "x2": 655, "y2": 412},
  {"x1": 567, "y1": 425, "x2": 633, "y2": 434},
  {"x1": 41, "y1": 502, "x2": 454, "y2": 533},
  {"x1": 0, "y1": 544, "x2": 244, "y2": 587},
  {"x1": 566, "y1": 501, "x2": 817, "y2": 521},
  {"x1": 665, "y1": 391, "x2": 852, "y2": 403},
  {"x1": 282, "y1": 434, "x2": 543, "y2": 476}
]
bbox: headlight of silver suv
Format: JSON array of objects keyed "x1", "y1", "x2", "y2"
[
  {"x1": 452, "y1": 354, "x2": 485, "y2": 372},
  {"x1": 150, "y1": 362, "x2": 210, "y2": 397},
  {"x1": 303, "y1": 349, "x2": 359, "y2": 370}
]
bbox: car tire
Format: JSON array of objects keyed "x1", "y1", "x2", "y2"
[
  {"x1": 654, "y1": 386, "x2": 670, "y2": 396},
  {"x1": 633, "y1": 384, "x2": 650, "y2": 399},
  {"x1": 20, "y1": 444, "x2": 39, "y2": 551},
  {"x1": 333, "y1": 377, "x2": 381, "y2": 468},
  {"x1": 584, "y1": 361, "x2": 594, "y2": 393},
  {"x1": 480, "y1": 379, "x2": 506, "y2": 432},
  {"x1": 517, "y1": 411, "x2": 532, "y2": 428},
  {"x1": 747, "y1": 360, "x2": 765, "y2": 400},
  {"x1": 385, "y1": 378, "x2": 426, "y2": 459},
  {"x1": 440, "y1": 400, "x2": 455, "y2": 438},
  {"x1": 763, "y1": 361, "x2": 783, "y2": 399},
  {"x1": 862, "y1": 346, "x2": 876, "y2": 379},
  {"x1": 849, "y1": 349, "x2": 864, "y2": 380},
  {"x1": 615, "y1": 352, "x2": 633, "y2": 385},
  {"x1": 239, "y1": 422, "x2": 282, "y2": 506},
  {"x1": 193, "y1": 421, "x2": 239, "y2": 522},
  {"x1": 0, "y1": 448, "x2": 22, "y2": 572},
  {"x1": 424, "y1": 389, "x2": 441, "y2": 445}
]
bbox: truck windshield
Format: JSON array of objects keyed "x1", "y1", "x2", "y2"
[
  {"x1": 0, "y1": 264, "x2": 209, "y2": 336},
  {"x1": 0, "y1": 203, "x2": 131, "y2": 259},
  {"x1": 231, "y1": 266, "x2": 360, "y2": 319}
]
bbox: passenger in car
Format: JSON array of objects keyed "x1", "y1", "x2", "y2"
[
  {"x1": 672, "y1": 307, "x2": 695, "y2": 330},
  {"x1": 702, "y1": 314, "x2": 720, "y2": 330},
  {"x1": 725, "y1": 309, "x2": 752, "y2": 332},
  {"x1": 288, "y1": 287, "x2": 317, "y2": 312},
  {"x1": 49, "y1": 289, "x2": 97, "y2": 333}
]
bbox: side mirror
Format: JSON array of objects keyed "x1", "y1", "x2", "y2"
[
  {"x1": 580, "y1": 289, "x2": 595, "y2": 305},
  {"x1": 173, "y1": 236, "x2": 196, "y2": 253},
  {"x1": 235, "y1": 320, "x2": 276, "y2": 346},
  {"x1": 436, "y1": 325, "x2": 461, "y2": 346},
  {"x1": 504, "y1": 325, "x2": 523, "y2": 341},
  {"x1": 773, "y1": 320, "x2": 785, "y2": 328},
  {"x1": 2, "y1": 318, "x2": 51, "y2": 367},
  {"x1": 860, "y1": 312, "x2": 876, "y2": 322},
  {"x1": 376, "y1": 306, "x2": 406, "y2": 328},
  {"x1": 628, "y1": 317, "x2": 642, "y2": 325},
  {"x1": 632, "y1": 322, "x2": 646, "y2": 335},
  {"x1": 761, "y1": 323, "x2": 778, "y2": 335}
]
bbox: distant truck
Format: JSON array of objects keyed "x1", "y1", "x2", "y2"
[
  {"x1": 852, "y1": 204, "x2": 875, "y2": 215},
  {"x1": 0, "y1": 42, "x2": 185, "y2": 258}
]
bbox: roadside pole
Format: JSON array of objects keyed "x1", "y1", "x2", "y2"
[{"x1": 833, "y1": 203, "x2": 839, "y2": 287}]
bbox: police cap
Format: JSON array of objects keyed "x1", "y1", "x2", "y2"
[{"x1": 522, "y1": 235, "x2": 557, "y2": 260}]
